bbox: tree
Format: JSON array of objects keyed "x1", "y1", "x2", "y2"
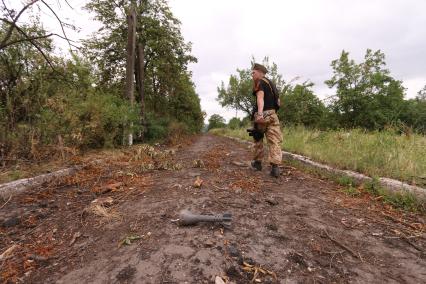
[
  {"x1": 278, "y1": 82, "x2": 327, "y2": 127},
  {"x1": 0, "y1": 0, "x2": 77, "y2": 69},
  {"x1": 0, "y1": 20, "x2": 55, "y2": 133},
  {"x1": 217, "y1": 69, "x2": 253, "y2": 116},
  {"x1": 208, "y1": 114, "x2": 226, "y2": 130},
  {"x1": 228, "y1": 117, "x2": 242, "y2": 129},
  {"x1": 0, "y1": 0, "x2": 202, "y2": 162},
  {"x1": 414, "y1": 87, "x2": 426, "y2": 133},
  {"x1": 325, "y1": 49, "x2": 406, "y2": 130},
  {"x1": 168, "y1": 73, "x2": 204, "y2": 133},
  {"x1": 124, "y1": 5, "x2": 136, "y2": 145},
  {"x1": 84, "y1": 0, "x2": 196, "y2": 102},
  {"x1": 400, "y1": 86, "x2": 426, "y2": 134},
  {"x1": 0, "y1": 18, "x2": 140, "y2": 160},
  {"x1": 217, "y1": 57, "x2": 290, "y2": 117},
  {"x1": 417, "y1": 85, "x2": 426, "y2": 101},
  {"x1": 84, "y1": 0, "x2": 202, "y2": 138}
]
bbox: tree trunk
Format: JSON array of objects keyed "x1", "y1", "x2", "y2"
[
  {"x1": 125, "y1": 7, "x2": 136, "y2": 146},
  {"x1": 135, "y1": 43, "x2": 145, "y2": 140}
]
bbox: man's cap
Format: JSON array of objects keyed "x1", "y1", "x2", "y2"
[{"x1": 252, "y1": 63, "x2": 268, "y2": 74}]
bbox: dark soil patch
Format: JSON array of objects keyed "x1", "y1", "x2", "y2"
[{"x1": 1, "y1": 134, "x2": 425, "y2": 283}]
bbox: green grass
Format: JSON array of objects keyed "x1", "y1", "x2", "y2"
[
  {"x1": 9, "y1": 170, "x2": 23, "y2": 181},
  {"x1": 279, "y1": 156, "x2": 424, "y2": 212},
  {"x1": 210, "y1": 126, "x2": 426, "y2": 186},
  {"x1": 363, "y1": 178, "x2": 422, "y2": 211},
  {"x1": 341, "y1": 185, "x2": 361, "y2": 197}
]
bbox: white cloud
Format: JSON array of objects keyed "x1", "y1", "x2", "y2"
[{"x1": 169, "y1": 0, "x2": 426, "y2": 122}]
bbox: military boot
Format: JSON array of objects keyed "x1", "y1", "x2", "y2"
[
  {"x1": 251, "y1": 160, "x2": 262, "y2": 171},
  {"x1": 270, "y1": 164, "x2": 280, "y2": 178}
]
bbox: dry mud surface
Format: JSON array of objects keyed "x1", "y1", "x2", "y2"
[{"x1": 1, "y1": 134, "x2": 425, "y2": 283}]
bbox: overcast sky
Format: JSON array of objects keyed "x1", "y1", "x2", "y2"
[
  {"x1": 168, "y1": 0, "x2": 426, "y2": 121},
  {"x1": 8, "y1": 0, "x2": 426, "y2": 122}
]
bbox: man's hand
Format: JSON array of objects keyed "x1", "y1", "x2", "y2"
[{"x1": 254, "y1": 113, "x2": 266, "y2": 124}]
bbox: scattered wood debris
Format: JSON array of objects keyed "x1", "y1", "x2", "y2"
[{"x1": 193, "y1": 176, "x2": 203, "y2": 188}]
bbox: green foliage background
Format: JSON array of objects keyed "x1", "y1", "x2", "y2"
[
  {"x1": 0, "y1": 0, "x2": 204, "y2": 161},
  {"x1": 216, "y1": 52, "x2": 426, "y2": 134},
  {"x1": 207, "y1": 114, "x2": 226, "y2": 131}
]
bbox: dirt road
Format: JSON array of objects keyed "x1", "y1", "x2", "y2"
[{"x1": 1, "y1": 134, "x2": 425, "y2": 283}]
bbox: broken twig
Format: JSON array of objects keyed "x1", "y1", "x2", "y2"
[
  {"x1": 400, "y1": 235, "x2": 424, "y2": 252},
  {"x1": 0, "y1": 195, "x2": 12, "y2": 209},
  {"x1": 324, "y1": 229, "x2": 361, "y2": 260},
  {"x1": 381, "y1": 212, "x2": 420, "y2": 231}
]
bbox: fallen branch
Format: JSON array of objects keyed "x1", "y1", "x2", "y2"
[
  {"x1": 212, "y1": 184, "x2": 227, "y2": 190},
  {"x1": 323, "y1": 229, "x2": 361, "y2": 260},
  {"x1": 400, "y1": 235, "x2": 424, "y2": 253},
  {"x1": 231, "y1": 161, "x2": 248, "y2": 167},
  {"x1": 381, "y1": 212, "x2": 421, "y2": 231},
  {"x1": 0, "y1": 244, "x2": 18, "y2": 261},
  {"x1": 0, "y1": 195, "x2": 12, "y2": 209}
]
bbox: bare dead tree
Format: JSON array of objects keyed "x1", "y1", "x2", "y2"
[
  {"x1": 0, "y1": 0, "x2": 79, "y2": 68},
  {"x1": 135, "y1": 42, "x2": 145, "y2": 139},
  {"x1": 125, "y1": 5, "x2": 136, "y2": 145},
  {"x1": 1, "y1": 18, "x2": 56, "y2": 70},
  {"x1": 135, "y1": 0, "x2": 149, "y2": 141},
  {"x1": 122, "y1": 1, "x2": 148, "y2": 143},
  {"x1": 0, "y1": 0, "x2": 38, "y2": 48}
]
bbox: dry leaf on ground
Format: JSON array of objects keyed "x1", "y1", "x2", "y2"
[{"x1": 193, "y1": 176, "x2": 203, "y2": 188}]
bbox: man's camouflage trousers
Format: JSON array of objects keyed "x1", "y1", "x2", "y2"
[{"x1": 253, "y1": 111, "x2": 283, "y2": 165}]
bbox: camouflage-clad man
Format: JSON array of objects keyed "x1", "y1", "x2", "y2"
[{"x1": 251, "y1": 63, "x2": 282, "y2": 178}]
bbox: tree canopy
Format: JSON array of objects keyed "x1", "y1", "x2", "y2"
[
  {"x1": 278, "y1": 82, "x2": 327, "y2": 128},
  {"x1": 0, "y1": 0, "x2": 204, "y2": 162},
  {"x1": 325, "y1": 49, "x2": 406, "y2": 130},
  {"x1": 217, "y1": 57, "x2": 289, "y2": 117},
  {"x1": 208, "y1": 114, "x2": 226, "y2": 130},
  {"x1": 217, "y1": 52, "x2": 425, "y2": 133}
]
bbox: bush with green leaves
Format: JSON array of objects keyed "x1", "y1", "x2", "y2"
[
  {"x1": 37, "y1": 90, "x2": 140, "y2": 149},
  {"x1": 278, "y1": 82, "x2": 327, "y2": 128},
  {"x1": 0, "y1": 6, "x2": 204, "y2": 162},
  {"x1": 217, "y1": 53, "x2": 426, "y2": 134},
  {"x1": 228, "y1": 117, "x2": 242, "y2": 129},
  {"x1": 0, "y1": 21, "x2": 140, "y2": 158},
  {"x1": 143, "y1": 112, "x2": 194, "y2": 143},
  {"x1": 208, "y1": 114, "x2": 226, "y2": 130},
  {"x1": 325, "y1": 49, "x2": 407, "y2": 130},
  {"x1": 144, "y1": 112, "x2": 171, "y2": 141}
]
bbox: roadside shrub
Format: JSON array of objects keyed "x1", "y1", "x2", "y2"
[
  {"x1": 228, "y1": 117, "x2": 242, "y2": 130},
  {"x1": 167, "y1": 121, "x2": 190, "y2": 145},
  {"x1": 144, "y1": 113, "x2": 170, "y2": 141},
  {"x1": 208, "y1": 114, "x2": 226, "y2": 130},
  {"x1": 0, "y1": 91, "x2": 140, "y2": 162},
  {"x1": 36, "y1": 91, "x2": 139, "y2": 150}
]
